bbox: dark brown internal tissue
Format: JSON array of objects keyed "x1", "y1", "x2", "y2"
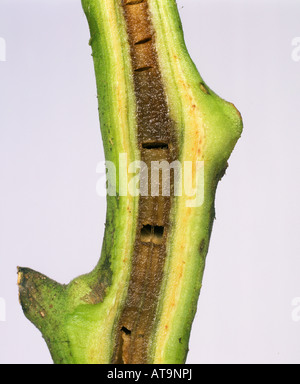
[{"x1": 112, "y1": 0, "x2": 178, "y2": 364}]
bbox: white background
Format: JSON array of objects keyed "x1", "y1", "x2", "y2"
[{"x1": 0, "y1": 0, "x2": 300, "y2": 364}]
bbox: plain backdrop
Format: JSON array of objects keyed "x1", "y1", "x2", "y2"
[{"x1": 1, "y1": 0, "x2": 300, "y2": 364}]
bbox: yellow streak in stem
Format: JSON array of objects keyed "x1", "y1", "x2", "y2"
[
  {"x1": 147, "y1": 0, "x2": 206, "y2": 363},
  {"x1": 67, "y1": 0, "x2": 138, "y2": 364}
]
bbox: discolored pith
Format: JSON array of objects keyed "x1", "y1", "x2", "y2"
[{"x1": 112, "y1": 0, "x2": 178, "y2": 364}]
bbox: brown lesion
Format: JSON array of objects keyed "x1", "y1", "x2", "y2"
[{"x1": 112, "y1": 0, "x2": 178, "y2": 364}]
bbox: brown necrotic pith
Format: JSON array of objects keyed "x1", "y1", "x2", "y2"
[{"x1": 112, "y1": 0, "x2": 178, "y2": 364}]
